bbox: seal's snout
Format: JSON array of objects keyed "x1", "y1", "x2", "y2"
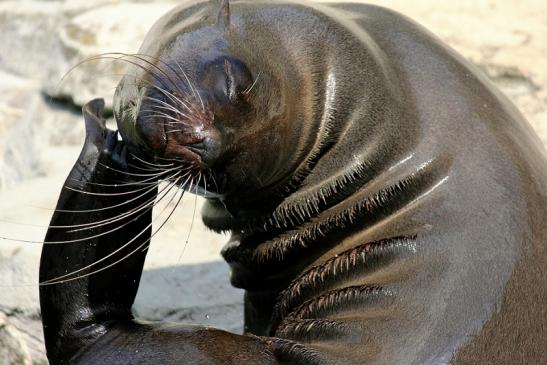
[
  {"x1": 187, "y1": 132, "x2": 222, "y2": 164},
  {"x1": 127, "y1": 81, "x2": 222, "y2": 167},
  {"x1": 163, "y1": 122, "x2": 221, "y2": 167}
]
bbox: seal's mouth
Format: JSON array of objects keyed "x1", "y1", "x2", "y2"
[
  {"x1": 119, "y1": 86, "x2": 231, "y2": 200},
  {"x1": 128, "y1": 82, "x2": 221, "y2": 166},
  {"x1": 163, "y1": 131, "x2": 206, "y2": 167}
]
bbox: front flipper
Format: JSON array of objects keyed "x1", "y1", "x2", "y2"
[
  {"x1": 73, "y1": 323, "x2": 281, "y2": 365},
  {"x1": 40, "y1": 99, "x2": 285, "y2": 365},
  {"x1": 39, "y1": 99, "x2": 158, "y2": 363},
  {"x1": 39, "y1": 99, "x2": 283, "y2": 365}
]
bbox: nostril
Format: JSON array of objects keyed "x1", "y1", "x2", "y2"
[
  {"x1": 186, "y1": 135, "x2": 221, "y2": 165},
  {"x1": 186, "y1": 140, "x2": 206, "y2": 155},
  {"x1": 187, "y1": 140, "x2": 206, "y2": 150}
]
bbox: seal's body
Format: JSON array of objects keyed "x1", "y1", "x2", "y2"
[{"x1": 40, "y1": 1, "x2": 546, "y2": 364}]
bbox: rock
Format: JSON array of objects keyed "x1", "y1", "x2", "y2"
[
  {"x1": 0, "y1": 71, "x2": 83, "y2": 190},
  {"x1": 0, "y1": 314, "x2": 47, "y2": 365},
  {"x1": 44, "y1": 1, "x2": 178, "y2": 109},
  {"x1": 0, "y1": 249, "x2": 41, "y2": 318},
  {"x1": 0, "y1": 144, "x2": 81, "y2": 364},
  {"x1": 0, "y1": 1, "x2": 68, "y2": 82},
  {"x1": 0, "y1": 312, "x2": 33, "y2": 365},
  {"x1": 0, "y1": 73, "x2": 44, "y2": 190},
  {"x1": 0, "y1": 1, "x2": 177, "y2": 110}
]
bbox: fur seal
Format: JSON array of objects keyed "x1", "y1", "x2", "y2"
[{"x1": 40, "y1": 1, "x2": 547, "y2": 364}]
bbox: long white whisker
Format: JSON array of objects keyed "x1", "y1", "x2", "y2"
[
  {"x1": 151, "y1": 85, "x2": 194, "y2": 113},
  {"x1": 67, "y1": 178, "x2": 158, "y2": 188},
  {"x1": 173, "y1": 60, "x2": 198, "y2": 100},
  {"x1": 40, "y1": 174, "x2": 193, "y2": 285},
  {"x1": 124, "y1": 77, "x2": 193, "y2": 114},
  {"x1": 151, "y1": 104, "x2": 192, "y2": 120},
  {"x1": 143, "y1": 86, "x2": 192, "y2": 115},
  {"x1": 141, "y1": 109, "x2": 189, "y2": 125},
  {"x1": 0, "y1": 176, "x2": 183, "y2": 243},
  {"x1": 98, "y1": 162, "x2": 180, "y2": 178},
  {"x1": 130, "y1": 153, "x2": 175, "y2": 168},
  {"x1": 66, "y1": 173, "x2": 189, "y2": 232},
  {"x1": 64, "y1": 182, "x2": 154, "y2": 197},
  {"x1": 116, "y1": 53, "x2": 183, "y2": 96},
  {"x1": 127, "y1": 163, "x2": 165, "y2": 172},
  {"x1": 54, "y1": 173, "x2": 181, "y2": 225},
  {"x1": 129, "y1": 53, "x2": 197, "y2": 112},
  {"x1": 243, "y1": 70, "x2": 262, "y2": 95}
]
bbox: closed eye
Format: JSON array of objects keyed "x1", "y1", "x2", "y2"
[{"x1": 224, "y1": 58, "x2": 237, "y2": 101}]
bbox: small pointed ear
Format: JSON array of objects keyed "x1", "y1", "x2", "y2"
[{"x1": 216, "y1": 0, "x2": 230, "y2": 30}]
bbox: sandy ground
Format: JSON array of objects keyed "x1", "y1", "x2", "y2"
[{"x1": 0, "y1": 1, "x2": 545, "y2": 363}]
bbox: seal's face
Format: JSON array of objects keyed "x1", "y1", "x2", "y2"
[
  {"x1": 114, "y1": 25, "x2": 296, "y2": 210},
  {"x1": 135, "y1": 52, "x2": 256, "y2": 171}
]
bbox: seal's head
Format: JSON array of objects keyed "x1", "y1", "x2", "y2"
[{"x1": 114, "y1": 0, "x2": 305, "y2": 220}]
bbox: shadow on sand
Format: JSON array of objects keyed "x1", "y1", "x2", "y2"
[{"x1": 134, "y1": 260, "x2": 244, "y2": 333}]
